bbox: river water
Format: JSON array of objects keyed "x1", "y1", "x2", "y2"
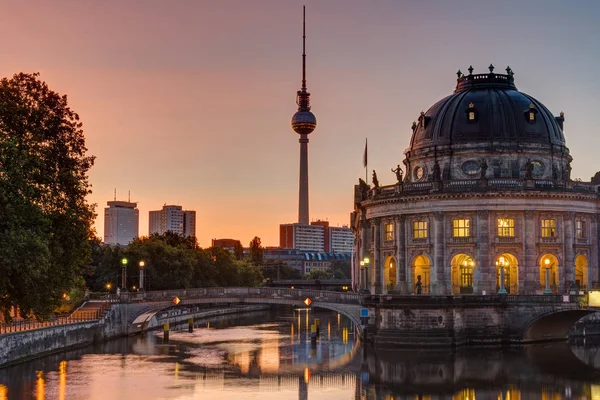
[{"x1": 1, "y1": 307, "x2": 600, "y2": 399}]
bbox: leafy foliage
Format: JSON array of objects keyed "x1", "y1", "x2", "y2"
[
  {"x1": 0, "y1": 73, "x2": 95, "y2": 321},
  {"x1": 305, "y1": 269, "x2": 334, "y2": 280},
  {"x1": 249, "y1": 236, "x2": 264, "y2": 266},
  {"x1": 86, "y1": 233, "x2": 263, "y2": 291},
  {"x1": 262, "y1": 260, "x2": 302, "y2": 280}
]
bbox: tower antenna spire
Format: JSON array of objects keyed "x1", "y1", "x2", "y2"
[
  {"x1": 302, "y1": 5, "x2": 306, "y2": 90},
  {"x1": 291, "y1": 6, "x2": 317, "y2": 225}
]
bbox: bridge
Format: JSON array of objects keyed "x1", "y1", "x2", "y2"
[
  {"x1": 104, "y1": 288, "x2": 600, "y2": 346},
  {"x1": 115, "y1": 287, "x2": 363, "y2": 335},
  {"x1": 3, "y1": 287, "x2": 600, "y2": 347}
]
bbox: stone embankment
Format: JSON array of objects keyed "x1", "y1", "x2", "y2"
[{"x1": 0, "y1": 303, "x2": 269, "y2": 367}]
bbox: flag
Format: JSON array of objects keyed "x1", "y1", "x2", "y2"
[{"x1": 363, "y1": 138, "x2": 368, "y2": 168}]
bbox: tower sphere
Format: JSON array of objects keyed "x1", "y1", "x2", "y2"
[{"x1": 291, "y1": 110, "x2": 317, "y2": 135}]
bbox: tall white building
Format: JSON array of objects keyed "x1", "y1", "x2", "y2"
[
  {"x1": 280, "y1": 223, "x2": 324, "y2": 251},
  {"x1": 104, "y1": 201, "x2": 139, "y2": 246},
  {"x1": 330, "y1": 226, "x2": 354, "y2": 253},
  {"x1": 149, "y1": 205, "x2": 196, "y2": 237}
]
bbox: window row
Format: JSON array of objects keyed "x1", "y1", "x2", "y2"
[{"x1": 381, "y1": 218, "x2": 587, "y2": 240}]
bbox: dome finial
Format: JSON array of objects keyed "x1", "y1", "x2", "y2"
[
  {"x1": 468, "y1": 65, "x2": 474, "y2": 75},
  {"x1": 505, "y1": 66, "x2": 513, "y2": 76},
  {"x1": 488, "y1": 64, "x2": 495, "y2": 73},
  {"x1": 456, "y1": 69, "x2": 463, "y2": 78}
]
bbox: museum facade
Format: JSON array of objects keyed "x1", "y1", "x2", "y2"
[{"x1": 351, "y1": 65, "x2": 599, "y2": 295}]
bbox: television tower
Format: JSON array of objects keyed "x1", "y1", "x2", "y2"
[{"x1": 291, "y1": 6, "x2": 317, "y2": 225}]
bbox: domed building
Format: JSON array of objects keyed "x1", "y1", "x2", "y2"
[{"x1": 351, "y1": 65, "x2": 599, "y2": 296}]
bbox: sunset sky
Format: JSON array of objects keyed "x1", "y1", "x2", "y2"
[{"x1": 2, "y1": 0, "x2": 599, "y2": 247}]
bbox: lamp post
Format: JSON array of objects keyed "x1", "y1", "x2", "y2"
[
  {"x1": 105, "y1": 282, "x2": 112, "y2": 293},
  {"x1": 139, "y1": 261, "x2": 145, "y2": 291},
  {"x1": 497, "y1": 258, "x2": 507, "y2": 294},
  {"x1": 121, "y1": 258, "x2": 128, "y2": 290},
  {"x1": 363, "y1": 257, "x2": 370, "y2": 291},
  {"x1": 544, "y1": 258, "x2": 552, "y2": 294}
]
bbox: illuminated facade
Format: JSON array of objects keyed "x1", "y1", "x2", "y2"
[{"x1": 352, "y1": 66, "x2": 599, "y2": 295}]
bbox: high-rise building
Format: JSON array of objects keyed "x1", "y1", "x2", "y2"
[
  {"x1": 104, "y1": 200, "x2": 139, "y2": 246},
  {"x1": 279, "y1": 220, "x2": 354, "y2": 253},
  {"x1": 330, "y1": 226, "x2": 354, "y2": 253},
  {"x1": 280, "y1": 223, "x2": 324, "y2": 251},
  {"x1": 291, "y1": 6, "x2": 317, "y2": 225},
  {"x1": 149, "y1": 205, "x2": 196, "y2": 237}
]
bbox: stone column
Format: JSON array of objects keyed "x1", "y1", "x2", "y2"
[
  {"x1": 564, "y1": 212, "x2": 575, "y2": 292},
  {"x1": 432, "y1": 212, "x2": 446, "y2": 295},
  {"x1": 372, "y1": 218, "x2": 382, "y2": 294},
  {"x1": 360, "y1": 215, "x2": 370, "y2": 290},
  {"x1": 475, "y1": 210, "x2": 492, "y2": 294},
  {"x1": 592, "y1": 215, "x2": 599, "y2": 289},
  {"x1": 396, "y1": 215, "x2": 408, "y2": 293},
  {"x1": 523, "y1": 211, "x2": 537, "y2": 294}
]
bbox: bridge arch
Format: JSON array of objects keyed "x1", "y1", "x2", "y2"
[
  {"x1": 121, "y1": 288, "x2": 363, "y2": 336},
  {"x1": 521, "y1": 309, "x2": 595, "y2": 342}
]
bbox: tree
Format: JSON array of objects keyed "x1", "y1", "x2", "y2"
[
  {"x1": 305, "y1": 270, "x2": 334, "y2": 280},
  {"x1": 249, "y1": 236, "x2": 264, "y2": 266},
  {"x1": 331, "y1": 260, "x2": 351, "y2": 279},
  {"x1": 262, "y1": 260, "x2": 302, "y2": 280},
  {"x1": 234, "y1": 241, "x2": 244, "y2": 260},
  {"x1": 0, "y1": 73, "x2": 95, "y2": 321}
]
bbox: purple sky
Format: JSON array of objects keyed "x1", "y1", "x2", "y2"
[{"x1": 2, "y1": 0, "x2": 599, "y2": 247}]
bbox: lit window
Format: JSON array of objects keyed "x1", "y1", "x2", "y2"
[
  {"x1": 497, "y1": 218, "x2": 515, "y2": 237},
  {"x1": 385, "y1": 223, "x2": 394, "y2": 241},
  {"x1": 529, "y1": 112, "x2": 535, "y2": 121},
  {"x1": 541, "y1": 219, "x2": 556, "y2": 238},
  {"x1": 453, "y1": 219, "x2": 470, "y2": 237},
  {"x1": 576, "y1": 220, "x2": 586, "y2": 239},
  {"x1": 413, "y1": 221, "x2": 428, "y2": 239},
  {"x1": 469, "y1": 111, "x2": 475, "y2": 121}
]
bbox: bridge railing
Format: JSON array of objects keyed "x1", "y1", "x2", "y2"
[
  {"x1": 117, "y1": 287, "x2": 361, "y2": 305},
  {"x1": 0, "y1": 310, "x2": 105, "y2": 335},
  {"x1": 370, "y1": 293, "x2": 581, "y2": 306}
]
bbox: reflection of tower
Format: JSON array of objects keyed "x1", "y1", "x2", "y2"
[{"x1": 291, "y1": 6, "x2": 317, "y2": 225}]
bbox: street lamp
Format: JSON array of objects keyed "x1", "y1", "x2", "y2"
[
  {"x1": 139, "y1": 260, "x2": 146, "y2": 291},
  {"x1": 105, "y1": 282, "x2": 112, "y2": 292},
  {"x1": 362, "y1": 257, "x2": 370, "y2": 290},
  {"x1": 544, "y1": 258, "x2": 553, "y2": 294},
  {"x1": 121, "y1": 258, "x2": 128, "y2": 290}
]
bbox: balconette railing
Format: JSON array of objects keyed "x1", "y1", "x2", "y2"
[{"x1": 365, "y1": 178, "x2": 598, "y2": 201}]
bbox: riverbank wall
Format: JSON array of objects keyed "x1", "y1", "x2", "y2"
[{"x1": 0, "y1": 303, "x2": 270, "y2": 367}]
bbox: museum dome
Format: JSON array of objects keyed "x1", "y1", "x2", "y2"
[{"x1": 408, "y1": 65, "x2": 566, "y2": 153}]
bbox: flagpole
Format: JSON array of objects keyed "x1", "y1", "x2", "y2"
[{"x1": 364, "y1": 138, "x2": 368, "y2": 185}]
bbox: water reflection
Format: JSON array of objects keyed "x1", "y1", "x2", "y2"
[{"x1": 3, "y1": 308, "x2": 600, "y2": 399}]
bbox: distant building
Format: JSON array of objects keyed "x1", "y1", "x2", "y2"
[
  {"x1": 330, "y1": 226, "x2": 354, "y2": 253},
  {"x1": 212, "y1": 238, "x2": 242, "y2": 254},
  {"x1": 279, "y1": 223, "x2": 324, "y2": 251},
  {"x1": 279, "y1": 220, "x2": 353, "y2": 253},
  {"x1": 149, "y1": 205, "x2": 196, "y2": 237},
  {"x1": 264, "y1": 247, "x2": 351, "y2": 274},
  {"x1": 104, "y1": 200, "x2": 139, "y2": 246}
]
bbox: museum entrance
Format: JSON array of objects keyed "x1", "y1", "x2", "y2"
[
  {"x1": 412, "y1": 254, "x2": 430, "y2": 294},
  {"x1": 384, "y1": 256, "x2": 397, "y2": 292},
  {"x1": 495, "y1": 254, "x2": 519, "y2": 294},
  {"x1": 450, "y1": 254, "x2": 475, "y2": 294},
  {"x1": 575, "y1": 254, "x2": 589, "y2": 291},
  {"x1": 539, "y1": 254, "x2": 559, "y2": 294}
]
